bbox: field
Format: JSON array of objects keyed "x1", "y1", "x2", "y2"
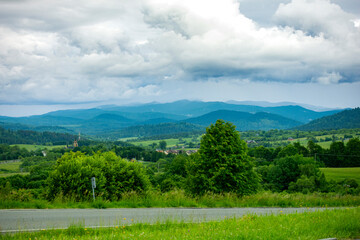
[
  {"x1": 2, "y1": 208, "x2": 359, "y2": 240},
  {"x1": 0, "y1": 161, "x2": 29, "y2": 178},
  {"x1": 270, "y1": 134, "x2": 353, "y2": 149},
  {"x1": 128, "y1": 136, "x2": 200, "y2": 148},
  {"x1": 320, "y1": 167, "x2": 360, "y2": 184},
  {"x1": 10, "y1": 144, "x2": 66, "y2": 151}
]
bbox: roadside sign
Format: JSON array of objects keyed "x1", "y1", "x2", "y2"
[
  {"x1": 91, "y1": 177, "x2": 96, "y2": 188},
  {"x1": 91, "y1": 177, "x2": 96, "y2": 201}
]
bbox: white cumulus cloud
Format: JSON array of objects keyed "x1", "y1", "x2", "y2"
[{"x1": 0, "y1": 0, "x2": 359, "y2": 106}]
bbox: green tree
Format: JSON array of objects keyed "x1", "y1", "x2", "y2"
[
  {"x1": 159, "y1": 141, "x2": 167, "y2": 150},
  {"x1": 326, "y1": 141, "x2": 346, "y2": 167},
  {"x1": 277, "y1": 144, "x2": 298, "y2": 158},
  {"x1": 345, "y1": 138, "x2": 360, "y2": 167},
  {"x1": 187, "y1": 120, "x2": 259, "y2": 195}
]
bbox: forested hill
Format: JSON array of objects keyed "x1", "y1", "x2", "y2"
[
  {"x1": 185, "y1": 110, "x2": 302, "y2": 131},
  {"x1": 0, "y1": 126, "x2": 78, "y2": 145},
  {"x1": 295, "y1": 107, "x2": 360, "y2": 131},
  {"x1": 105, "y1": 122, "x2": 205, "y2": 139}
]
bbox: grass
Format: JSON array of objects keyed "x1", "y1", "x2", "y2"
[
  {"x1": 320, "y1": 167, "x2": 360, "y2": 184},
  {"x1": 0, "y1": 172, "x2": 29, "y2": 178},
  {"x1": 1, "y1": 208, "x2": 359, "y2": 239},
  {"x1": 1, "y1": 191, "x2": 360, "y2": 209},
  {"x1": 129, "y1": 137, "x2": 200, "y2": 148},
  {"x1": 10, "y1": 144, "x2": 66, "y2": 151},
  {"x1": 0, "y1": 161, "x2": 29, "y2": 177},
  {"x1": 0, "y1": 161, "x2": 21, "y2": 171}
]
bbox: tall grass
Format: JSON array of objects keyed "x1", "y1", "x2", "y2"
[
  {"x1": 2, "y1": 208, "x2": 359, "y2": 239},
  {"x1": 1, "y1": 190, "x2": 359, "y2": 209}
]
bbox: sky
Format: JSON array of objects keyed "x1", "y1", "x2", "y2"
[{"x1": 0, "y1": 0, "x2": 360, "y2": 117}]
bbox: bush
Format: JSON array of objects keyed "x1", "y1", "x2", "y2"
[{"x1": 47, "y1": 151, "x2": 150, "y2": 201}]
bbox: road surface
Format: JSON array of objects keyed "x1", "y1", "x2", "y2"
[{"x1": 0, "y1": 207, "x2": 334, "y2": 233}]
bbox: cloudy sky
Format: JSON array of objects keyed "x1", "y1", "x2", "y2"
[{"x1": 0, "y1": 0, "x2": 359, "y2": 116}]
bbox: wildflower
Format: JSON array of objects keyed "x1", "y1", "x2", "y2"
[
  {"x1": 116, "y1": 226, "x2": 118, "y2": 229},
  {"x1": 131, "y1": 219, "x2": 134, "y2": 221},
  {"x1": 123, "y1": 218, "x2": 126, "y2": 220}
]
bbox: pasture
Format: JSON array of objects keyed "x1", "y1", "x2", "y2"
[
  {"x1": 0, "y1": 161, "x2": 28, "y2": 178},
  {"x1": 128, "y1": 136, "x2": 200, "y2": 148},
  {"x1": 10, "y1": 144, "x2": 66, "y2": 151},
  {"x1": 320, "y1": 167, "x2": 360, "y2": 184}
]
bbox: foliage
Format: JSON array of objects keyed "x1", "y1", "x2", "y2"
[
  {"x1": 0, "y1": 144, "x2": 32, "y2": 161},
  {"x1": 47, "y1": 151, "x2": 150, "y2": 201},
  {"x1": 108, "y1": 122, "x2": 205, "y2": 139},
  {"x1": 259, "y1": 155, "x2": 326, "y2": 192},
  {"x1": 159, "y1": 140, "x2": 167, "y2": 150},
  {"x1": 187, "y1": 120, "x2": 260, "y2": 195},
  {"x1": 0, "y1": 126, "x2": 77, "y2": 145},
  {"x1": 296, "y1": 107, "x2": 360, "y2": 131}
]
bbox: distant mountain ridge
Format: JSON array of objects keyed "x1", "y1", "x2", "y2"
[
  {"x1": 0, "y1": 100, "x2": 345, "y2": 138},
  {"x1": 295, "y1": 108, "x2": 360, "y2": 131},
  {"x1": 185, "y1": 110, "x2": 302, "y2": 131}
]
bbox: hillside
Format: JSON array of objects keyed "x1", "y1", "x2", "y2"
[
  {"x1": 0, "y1": 126, "x2": 78, "y2": 145},
  {"x1": 107, "y1": 122, "x2": 205, "y2": 138},
  {"x1": 185, "y1": 110, "x2": 302, "y2": 131},
  {"x1": 0, "y1": 100, "x2": 343, "y2": 138},
  {"x1": 296, "y1": 108, "x2": 360, "y2": 131}
]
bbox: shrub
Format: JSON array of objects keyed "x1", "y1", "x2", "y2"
[{"x1": 47, "y1": 151, "x2": 150, "y2": 201}]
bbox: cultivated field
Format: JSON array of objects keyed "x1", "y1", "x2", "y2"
[{"x1": 320, "y1": 167, "x2": 360, "y2": 184}]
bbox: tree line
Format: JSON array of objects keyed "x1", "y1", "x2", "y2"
[
  {"x1": 0, "y1": 126, "x2": 78, "y2": 145},
  {"x1": 1, "y1": 120, "x2": 359, "y2": 202}
]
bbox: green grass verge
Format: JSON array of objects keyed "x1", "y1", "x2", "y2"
[
  {"x1": 2, "y1": 208, "x2": 359, "y2": 240},
  {"x1": 320, "y1": 167, "x2": 360, "y2": 184},
  {"x1": 1, "y1": 191, "x2": 360, "y2": 209}
]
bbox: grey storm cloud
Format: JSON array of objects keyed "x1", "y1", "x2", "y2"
[{"x1": 0, "y1": 0, "x2": 359, "y2": 105}]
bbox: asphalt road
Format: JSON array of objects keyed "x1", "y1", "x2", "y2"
[{"x1": 0, "y1": 207, "x2": 334, "y2": 233}]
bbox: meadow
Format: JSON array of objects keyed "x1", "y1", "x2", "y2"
[
  {"x1": 320, "y1": 167, "x2": 360, "y2": 184},
  {"x1": 10, "y1": 144, "x2": 66, "y2": 151},
  {"x1": 127, "y1": 136, "x2": 200, "y2": 148},
  {"x1": 1, "y1": 208, "x2": 359, "y2": 240},
  {"x1": 0, "y1": 161, "x2": 28, "y2": 178}
]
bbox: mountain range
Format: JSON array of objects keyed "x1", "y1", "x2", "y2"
[{"x1": 0, "y1": 100, "x2": 354, "y2": 139}]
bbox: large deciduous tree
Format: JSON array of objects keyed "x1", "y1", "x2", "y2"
[{"x1": 187, "y1": 120, "x2": 259, "y2": 195}]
